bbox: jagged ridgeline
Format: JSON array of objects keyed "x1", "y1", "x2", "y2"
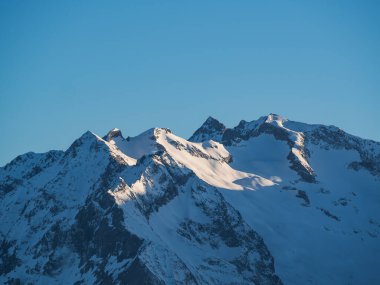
[{"x1": 1, "y1": 114, "x2": 379, "y2": 285}]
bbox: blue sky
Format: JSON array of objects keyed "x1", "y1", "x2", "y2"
[{"x1": 0, "y1": 0, "x2": 379, "y2": 166}]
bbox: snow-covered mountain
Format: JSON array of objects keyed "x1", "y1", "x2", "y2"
[{"x1": 1, "y1": 114, "x2": 379, "y2": 285}]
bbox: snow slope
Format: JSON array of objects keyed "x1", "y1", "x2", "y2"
[
  {"x1": 0, "y1": 114, "x2": 379, "y2": 285},
  {"x1": 191, "y1": 114, "x2": 380, "y2": 284}
]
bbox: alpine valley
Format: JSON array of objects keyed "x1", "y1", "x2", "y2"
[{"x1": 1, "y1": 114, "x2": 379, "y2": 285}]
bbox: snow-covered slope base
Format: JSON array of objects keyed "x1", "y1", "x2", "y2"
[{"x1": 1, "y1": 114, "x2": 379, "y2": 285}]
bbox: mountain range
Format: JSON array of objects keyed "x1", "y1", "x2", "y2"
[{"x1": 1, "y1": 114, "x2": 379, "y2": 285}]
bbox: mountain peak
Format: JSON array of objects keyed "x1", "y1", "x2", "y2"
[
  {"x1": 135, "y1": 127, "x2": 172, "y2": 141},
  {"x1": 153, "y1": 127, "x2": 172, "y2": 136},
  {"x1": 264, "y1": 113, "x2": 287, "y2": 126},
  {"x1": 103, "y1": 128, "x2": 123, "y2": 141},
  {"x1": 1, "y1": 115, "x2": 380, "y2": 285},
  {"x1": 189, "y1": 116, "x2": 226, "y2": 142},
  {"x1": 203, "y1": 116, "x2": 219, "y2": 124},
  {"x1": 69, "y1": 130, "x2": 106, "y2": 149},
  {"x1": 79, "y1": 130, "x2": 100, "y2": 141},
  {"x1": 204, "y1": 116, "x2": 225, "y2": 129}
]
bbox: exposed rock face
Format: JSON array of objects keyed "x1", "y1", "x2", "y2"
[
  {"x1": 103, "y1": 128, "x2": 124, "y2": 142},
  {"x1": 307, "y1": 126, "x2": 380, "y2": 176},
  {"x1": 189, "y1": 117, "x2": 227, "y2": 143},
  {"x1": 1, "y1": 114, "x2": 379, "y2": 285},
  {"x1": 191, "y1": 114, "x2": 380, "y2": 183},
  {"x1": 191, "y1": 114, "x2": 316, "y2": 182}
]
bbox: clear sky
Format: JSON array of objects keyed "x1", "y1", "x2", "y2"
[{"x1": 0, "y1": 0, "x2": 379, "y2": 166}]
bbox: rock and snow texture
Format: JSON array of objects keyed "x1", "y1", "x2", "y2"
[{"x1": 1, "y1": 114, "x2": 380, "y2": 285}]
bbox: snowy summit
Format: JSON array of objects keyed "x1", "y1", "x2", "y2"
[{"x1": 1, "y1": 114, "x2": 380, "y2": 285}]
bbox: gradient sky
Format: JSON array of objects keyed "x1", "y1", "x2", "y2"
[{"x1": 0, "y1": 0, "x2": 379, "y2": 166}]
